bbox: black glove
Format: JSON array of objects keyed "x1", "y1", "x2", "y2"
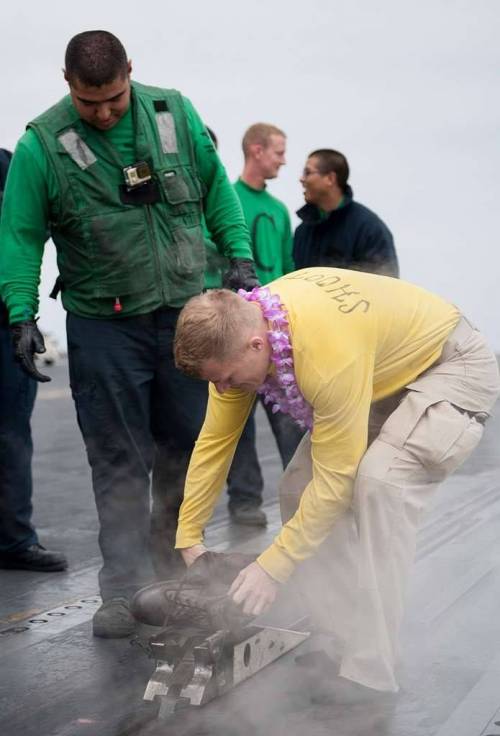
[
  {"x1": 11, "y1": 320, "x2": 52, "y2": 383},
  {"x1": 222, "y1": 258, "x2": 260, "y2": 291}
]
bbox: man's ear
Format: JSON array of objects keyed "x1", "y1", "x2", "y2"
[
  {"x1": 249, "y1": 336, "x2": 265, "y2": 351},
  {"x1": 127, "y1": 60, "x2": 132, "y2": 77},
  {"x1": 251, "y1": 143, "x2": 264, "y2": 161},
  {"x1": 327, "y1": 171, "x2": 338, "y2": 188},
  {"x1": 63, "y1": 68, "x2": 69, "y2": 83}
]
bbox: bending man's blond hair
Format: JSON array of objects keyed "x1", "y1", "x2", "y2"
[{"x1": 174, "y1": 289, "x2": 261, "y2": 377}]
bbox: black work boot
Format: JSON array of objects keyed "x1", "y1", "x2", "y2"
[
  {"x1": 93, "y1": 597, "x2": 136, "y2": 638},
  {"x1": 131, "y1": 552, "x2": 257, "y2": 633},
  {"x1": 0, "y1": 543, "x2": 67, "y2": 572}
]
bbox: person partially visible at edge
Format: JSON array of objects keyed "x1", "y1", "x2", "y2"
[
  {"x1": 294, "y1": 149, "x2": 399, "y2": 277},
  {"x1": 0, "y1": 31, "x2": 257, "y2": 639},
  {"x1": 173, "y1": 269, "x2": 499, "y2": 697},
  {"x1": 0, "y1": 148, "x2": 67, "y2": 573}
]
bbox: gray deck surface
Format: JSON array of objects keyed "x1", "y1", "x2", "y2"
[{"x1": 1, "y1": 360, "x2": 500, "y2": 736}]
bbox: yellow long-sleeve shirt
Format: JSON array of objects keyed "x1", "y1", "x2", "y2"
[{"x1": 176, "y1": 268, "x2": 460, "y2": 582}]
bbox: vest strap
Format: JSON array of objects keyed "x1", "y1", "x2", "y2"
[
  {"x1": 58, "y1": 129, "x2": 97, "y2": 170},
  {"x1": 155, "y1": 111, "x2": 178, "y2": 154}
]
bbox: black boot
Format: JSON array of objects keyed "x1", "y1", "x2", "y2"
[
  {"x1": 0, "y1": 543, "x2": 67, "y2": 572},
  {"x1": 93, "y1": 597, "x2": 136, "y2": 638},
  {"x1": 229, "y1": 503, "x2": 268, "y2": 527}
]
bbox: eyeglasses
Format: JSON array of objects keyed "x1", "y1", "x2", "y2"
[{"x1": 302, "y1": 168, "x2": 322, "y2": 177}]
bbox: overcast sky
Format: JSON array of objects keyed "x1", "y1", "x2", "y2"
[{"x1": 2, "y1": 0, "x2": 499, "y2": 348}]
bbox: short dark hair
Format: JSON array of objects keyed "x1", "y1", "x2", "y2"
[
  {"x1": 65, "y1": 31, "x2": 128, "y2": 87},
  {"x1": 309, "y1": 149, "x2": 350, "y2": 191}
]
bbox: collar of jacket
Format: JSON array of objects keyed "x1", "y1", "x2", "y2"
[{"x1": 296, "y1": 184, "x2": 354, "y2": 224}]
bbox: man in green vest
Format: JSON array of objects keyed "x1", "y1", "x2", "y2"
[
  {"x1": 0, "y1": 30, "x2": 257, "y2": 638},
  {"x1": 225, "y1": 123, "x2": 305, "y2": 526}
]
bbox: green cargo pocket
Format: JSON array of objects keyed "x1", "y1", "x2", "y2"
[
  {"x1": 89, "y1": 210, "x2": 157, "y2": 298},
  {"x1": 164, "y1": 224, "x2": 207, "y2": 301},
  {"x1": 169, "y1": 224, "x2": 207, "y2": 276},
  {"x1": 161, "y1": 168, "x2": 203, "y2": 215}
]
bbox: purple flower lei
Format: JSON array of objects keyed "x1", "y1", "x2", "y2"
[{"x1": 238, "y1": 286, "x2": 313, "y2": 431}]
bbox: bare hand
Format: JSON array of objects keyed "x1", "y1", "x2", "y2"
[
  {"x1": 180, "y1": 544, "x2": 207, "y2": 568},
  {"x1": 228, "y1": 561, "x2": 278, "y2": 616}
]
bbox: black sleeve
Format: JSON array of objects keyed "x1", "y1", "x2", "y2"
[
  {"x1": 0, "y1": 148, "x2": 13, "y2": 201},
  {"x1": 353, "y1": 219, "x2": 399, "y2": 278},
  {"x1": 293, "y1": 224, "x2": 309, "y2": 270}
]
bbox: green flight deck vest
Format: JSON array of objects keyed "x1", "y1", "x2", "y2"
[{"x1": 29, "y1": 82, "x2": 207, "y2": 317}]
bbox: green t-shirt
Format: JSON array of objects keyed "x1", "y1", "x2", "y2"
[
  {"x1": 100, "y1": 104, "x2": 135, "y2": 163},
  {"x1": 233, "y1": 179, "x2": 294, "y2": 286}
]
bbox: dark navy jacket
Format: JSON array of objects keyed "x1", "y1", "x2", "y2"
[
  {"x1": 0, "y1": 148, "x2": 12, "y2": 193},
  {"x1": 293, "y1": 186, "x2": 399, "y2": 277}
]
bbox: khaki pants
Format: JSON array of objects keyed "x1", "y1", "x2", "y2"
[{"x1": 280, "y1": 317, "x2": 500, "y2": 692}]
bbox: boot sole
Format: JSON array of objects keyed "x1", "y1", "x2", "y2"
[
  {"x1": 230, "y1": 518, "x2": 268, "y2": 527},
  {"x1": 92, "y1": 624, "x2": 136, "y2": 639},
  {"x1": 0, "y1": 562, "x2": 68, "y2": 572}
]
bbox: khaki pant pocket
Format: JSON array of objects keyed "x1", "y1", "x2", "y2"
[{"x1": 387, "y1": 396, "x2": 484, "y2": 482}]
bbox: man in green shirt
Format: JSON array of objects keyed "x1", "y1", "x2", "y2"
[
  {"x1": 226, "y1": 124, "x2": 304, "y2": 526},
  {"x1": 0, "y1": 31, "x2": 257, "y2": 638}
]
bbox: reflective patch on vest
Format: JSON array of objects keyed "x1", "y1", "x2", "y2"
[
  {"x1": 58, "y1": 129, "x2": 97, "y2": 170},
  {"x1": 156, "y1": 112, "x2": 178, "y2": 154}
]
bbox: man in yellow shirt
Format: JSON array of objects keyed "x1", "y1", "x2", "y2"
[{"x1": 173, "y1": 268, "x2": 499, "y2": 694}]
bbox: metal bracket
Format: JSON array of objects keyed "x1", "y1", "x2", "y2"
[{"x1": 143, "y1": 622, "x2": 309, "y2": 718}]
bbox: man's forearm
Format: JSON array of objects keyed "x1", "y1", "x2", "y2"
[
  {"x1": 0, "y1": 267, "x2": 43, "y2": 323},
  {"x1": 175, "y1": 386, "x2": 257, "y2": 556}
]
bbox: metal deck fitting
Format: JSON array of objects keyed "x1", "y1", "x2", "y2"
[{"x1": 143, "y1": 620, "x2": 310, "y2": 718}]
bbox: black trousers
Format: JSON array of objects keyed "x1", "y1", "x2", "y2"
[
  {"x1": 0, "y1": 317, "x2": 38, "y2": 553},
  {"x1": 67, "y1": 309, "x2": 208, "y2": 600}
]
